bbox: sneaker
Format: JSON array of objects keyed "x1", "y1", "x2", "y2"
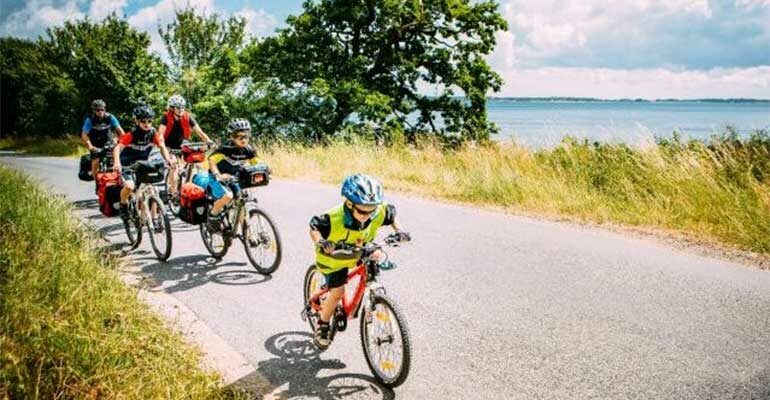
[
  {"x1": 313, "y1": 322, "x2": 331, "y2": 350},
  {"x1": 152, "y1": 217, "x2": 164, "y2": 233},
  {"x1": 206, "y1": 212, "x2": 222, "y2": 233}
]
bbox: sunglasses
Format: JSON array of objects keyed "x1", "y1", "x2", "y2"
[
  {"x1": 94, "y1": 108, "x2": 106, "y2": 112},
  {"x1": 234, "y1": 133, "x2": 251, "y2": 140},
  {"x1": 139, "y1": 119, "x2": 153, "y2": 124},
  {"x1": 170, "y1": 106, "x2": 184, "y2": 111},
  {"x1": 352, "y1": 205, "x2": 376, "y2": 216}
]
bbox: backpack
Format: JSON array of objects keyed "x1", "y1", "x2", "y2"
[
  {"x1": 96, "y1": 171, "x2": 122, "y2": 217},
  {"x1": 178, "y1": 182, "x2": 207, "y2": 224},
  {"x1": 78, "y1": 154, "x2": 93, "y2": 181}
]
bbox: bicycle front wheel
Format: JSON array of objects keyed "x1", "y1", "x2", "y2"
[
  {"x1": 165, "y1": 170, "x2": 182, "y2": 216},
  {"x1": 303, "y1": 264, "x2": 326, "y2": 332},
  {"x1": 123, "y1": 201, "x2": 142, "y2": 250},
  {"x1": 360, "y1": 293, "x2": 412, "y2": 388},
  {"x1": 200, "y1": 220, "x2": 230, "y2": 258},
  {"x1": 147, "y1": 195, "x2": 172, "y2": 261},
  {"x1": 242, "y1": 208, "x2": 282, "y2": 275}
]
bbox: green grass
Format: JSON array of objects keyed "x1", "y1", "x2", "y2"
[
  {"x1": 264, "y1": 131, "x2": 770, "y2": 254},
  {"x1": 0, "y1": 166, "x2": 238, "y2": 398},
  {"x1": 0, "y1": 135, "x2": 85, "y2": 157}
]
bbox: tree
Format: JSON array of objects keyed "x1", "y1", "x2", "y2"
[
  {"x1": 1, "y1": 38, "x2": 76, "y2": 137},
  {"x1": 44, "y1": 15, "x2": 169, "y2": 126},
  {"x1": 243, "y1": 0, "x2": 507, "y2": 143},
  {"x1": 159, "y1": 8, "x2": 247, "y2": 135}
]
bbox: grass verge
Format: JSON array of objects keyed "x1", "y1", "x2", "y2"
[
  {"x1": 264, "y1": 132, "x2": 770, "y2": 255},
  {"x1": 0, "y1": 136, "x2": 84, "y2": 157},
  {"x1": 0, "y1": 165, "x2": 235, "y2": 398}
]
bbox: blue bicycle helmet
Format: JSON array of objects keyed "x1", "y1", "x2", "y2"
[{"x1": 341, "y1": 174, "x2": 383, "y2": 205}]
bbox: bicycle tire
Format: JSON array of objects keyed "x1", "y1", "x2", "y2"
[
  {"x1": 360, "y1": 293, "x2": 412, "y2": 388},
  {"x1": 242, "y1": 208, "x2": 282, "y2": 275},
  {"x1": 147, "y1": 195, "x2": 172, "y2": 261},
  {"x1": 199, "y1": 221, "x2": 230, "y2": 258},
  {"x1": 165, "y1": 168, "x2": 183, "y2": 216},
  {"x1": 303, "y1": 264, "x2": 326, "y2": 332},
  {"x1": 123, "y1": 200, "x2": 142, "y2": 249}
]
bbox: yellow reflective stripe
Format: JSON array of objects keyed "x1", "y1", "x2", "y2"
[{"x1": 208, "y1": 152, "x2": 226, "y2": 164}]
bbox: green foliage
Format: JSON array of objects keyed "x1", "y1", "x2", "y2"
[
  {"x1": 0, "y1": 166, "x2": 238, "y2": 398},
  {"x1": 1, "y1": 38, "x2": 77, "y2": 137},
  {"x1": 1, "y1": 16, "x2": 168, "y2": 137},
  {"x1": 159, "y1": 7, "x2": 248, "y2": 135},
  {"x1": 243, "y1": 0, "x2": 507, "y2": 143},
  {"x1": 45, "y1": 14, "x2": 169, "y2": 124}
]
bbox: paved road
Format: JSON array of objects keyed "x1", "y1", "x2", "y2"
[{"x1": 3, "y1": 153, "x2": 770, "y2": 400}]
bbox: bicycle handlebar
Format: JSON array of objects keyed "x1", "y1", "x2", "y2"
[{"x1": 323, "y1": 232, "x2": 410, "y2": 259}]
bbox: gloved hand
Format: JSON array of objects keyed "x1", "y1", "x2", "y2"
[
  {"x1": 394, "y1": 231, "x2": 411, "y2": 243},
  {"x1": 317, "y1": 239, "x2": 335, "y2": 254}
]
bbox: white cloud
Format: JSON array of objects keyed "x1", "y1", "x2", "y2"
[
  {"x1": 0, "y1": 0, "x2": 84, "y2": 38},
  {"x1": 489, "y1": 0, "x2": 769, "y2": 70},
  {"x1": 235, "y1": 8, "x2": 279, "y2": 38},
  {"x1": 127, "y1": 0, "x2": 215, "y2": 55},
  {"x1": 735, "y1": 0, "x2": 770, "y2": 9},
  {"x1": 493, "y1": 66, "x2": 770, "y2": 99},
  {"x1": 88, "y1": 0, "x2": 127, "y2": 20}
]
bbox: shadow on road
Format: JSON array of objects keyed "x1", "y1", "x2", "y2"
[
  {"x1": 229, "y1": 331, "x2": 394, "y2": 400},
  {"x1": 72, "y1": 198, "x2": 99, "y2": 209},
  {"x1": 137, "y1": 254, "x2": 269, "y2": 293}
]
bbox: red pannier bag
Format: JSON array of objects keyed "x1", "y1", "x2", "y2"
[
  {"x1": 181, "y1": 143, "x2": 207, "y2": 164},
  {"x1": 96, "y1": 171, "x2": 122, "y2": 217},
  {"x1": 178, "y1": 182, "x2": 207, "y2": 224}
]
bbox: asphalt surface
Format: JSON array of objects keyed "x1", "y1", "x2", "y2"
[{"x1": 2, "y1": 152, "x2": 769, "y2": 400}]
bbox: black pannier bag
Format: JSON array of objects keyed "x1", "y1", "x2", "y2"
[
  {"x1": 134, "y1": 160, "x2": 165, "y2": 184},
  {"x1": 238, "y1": 163, "x2": 270, "y2": 188},
  {"x1": 78, "y1": 154, "x2": 93, "y2": 181}
]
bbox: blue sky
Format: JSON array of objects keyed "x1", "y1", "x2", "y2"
[{"x1": 1, "y1": 0, "x2": 769, "y2": 98}]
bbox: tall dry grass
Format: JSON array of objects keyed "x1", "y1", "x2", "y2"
[{"x1": 263, "y1": 131, "x2": 770, "y2": 253}]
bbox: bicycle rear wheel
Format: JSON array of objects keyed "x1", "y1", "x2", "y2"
[
  {"x1": 303, "y1": 264, "x2": 327, "y2": 332},
  {"x1": 242, "y1": 208, "x2": 282, "y2": 275},
  {"x1": 360, "y1": 293, "x2": 412, "y2": 388},
  {"x1": 147, "y1": 195, "x2": 172, "y2": 261},
  {"x1": 123, "y1": 201, "x2": 142, "y2": 249}
]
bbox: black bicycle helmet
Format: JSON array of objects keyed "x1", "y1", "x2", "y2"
[{"x1": 132, "y1": 104, "x2": 155, "y2": 119}]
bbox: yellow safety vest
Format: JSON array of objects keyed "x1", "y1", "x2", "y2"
[{"x1": 315, "y1": 203, "x2": 388, "y2": 273}]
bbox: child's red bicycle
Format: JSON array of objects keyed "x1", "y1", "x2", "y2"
[{"x1": 301, "y1": 233, "x2": 412, "y2": 388}]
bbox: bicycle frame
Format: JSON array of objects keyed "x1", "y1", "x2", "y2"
[
  {"x1": 308, "y1": 260, "x2": 375, "y2": 321},
  {"x1": 131, "y1": 181, "x2": 160, "y2": 223}
]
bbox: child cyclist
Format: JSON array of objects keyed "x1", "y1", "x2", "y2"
[
  {"x1": 113, "y1": 104, "x2": 175, "y2": 221},
  {"x1": 309, "y1": 174, "x2": 411, "y2": 349},
  {"x1": 202, "y1": 118, "x2": 267, "y2": 232}
]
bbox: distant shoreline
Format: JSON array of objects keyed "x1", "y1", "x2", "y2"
[{"x1": 486, "y1": 97, "x2": 770, "y2": 103}]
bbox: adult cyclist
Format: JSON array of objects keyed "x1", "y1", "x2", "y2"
[
  {"x1": 81, "y1": 99, "x2": 125, "y2": 190},
  {"x1": 158, "y1": 95, "x2": 213, "y2": 198},
  {"x1": 308, "y1": 174, "x2": 411, "y2": 349}
]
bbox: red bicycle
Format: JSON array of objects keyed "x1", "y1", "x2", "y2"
[{"x1": 301, "y1": 233, "x2": 412, "y2": 388}]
